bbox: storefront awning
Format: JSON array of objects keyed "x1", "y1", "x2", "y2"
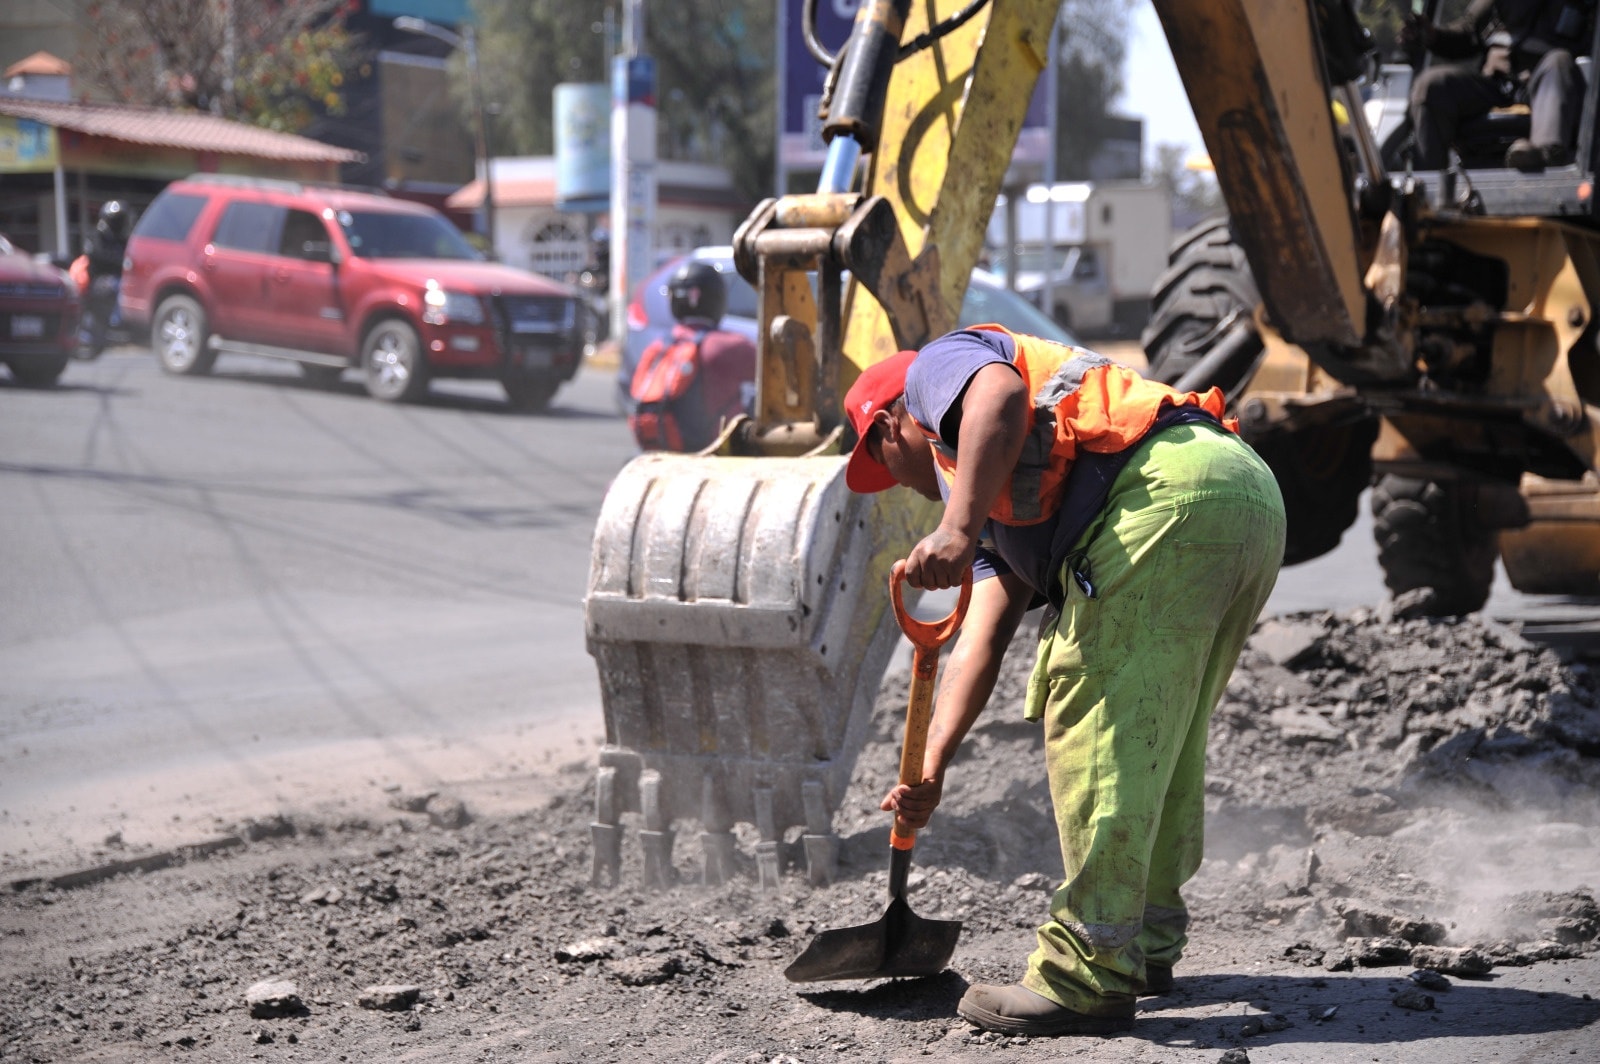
[{"x1": 0, "y1": 97, "x2": 362, "y2": 165}]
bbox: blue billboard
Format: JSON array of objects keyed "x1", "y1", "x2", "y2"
[
  {"x1": 779, "y1": 0, "x2": 1051, "y2": 176},
  {"x1": 780, "y1": 0, "x2": 857, "y2": 171}
]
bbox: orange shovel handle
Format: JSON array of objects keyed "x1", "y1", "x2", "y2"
[{"x1": 888, "y1": 561, "x2": 972, "y2": 849}]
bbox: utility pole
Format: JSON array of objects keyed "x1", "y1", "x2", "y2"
[
  {"x1": 464, "y1": 25, "x2": 497, "y2": 257},
  {"x1": 610, "y1": 0, "x2": 656, "y2": 342}
]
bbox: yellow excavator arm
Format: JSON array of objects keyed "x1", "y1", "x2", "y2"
[{"x1": 1155, "y1": 0, "x2": 1366, "y2": 350}]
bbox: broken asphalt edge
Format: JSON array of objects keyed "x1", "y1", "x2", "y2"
[{"x1": 6, "y1": 833, "x2": 247, "y2": 893}]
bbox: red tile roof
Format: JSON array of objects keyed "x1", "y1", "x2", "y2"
[
  {"x1": 445, "y1": 176, "x2": 555, "y2": 210},
  {"x1": 0, "y1": 97, "x2": 362, "y2": 163},
  {"x1": 5, "y1": 52, "x2": 72, "y2": 77}
]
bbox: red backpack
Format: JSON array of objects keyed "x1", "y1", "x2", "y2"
[{"x1": 629, "y1": 326, "x2": 710, "y2": 451}]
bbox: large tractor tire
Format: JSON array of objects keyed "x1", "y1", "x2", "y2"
[
  {"x1": 1142, "y1": 217, "x2": 1261, "y2": 391},
  {"x1": 1251, "y1": 421, "x2": 1378, "y2": 565},
  {"x1": 1143, "y1": 217, "x2": 1377, "y2": 565},
  {"x1": 1371, "y1": 474, "x2": 1497, "y2": 616}
]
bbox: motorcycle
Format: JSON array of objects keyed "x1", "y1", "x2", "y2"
[{"x1": 71, "y1": 256, "x2": 132, "y2": 360}]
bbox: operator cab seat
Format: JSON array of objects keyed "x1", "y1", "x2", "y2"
[{"x1": 1450, "y1": 50, "x2": 1592, "y2": 170}]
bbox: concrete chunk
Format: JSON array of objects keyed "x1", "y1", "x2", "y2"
[
  {"x1": 244, "y1": 978, "x2": 302, "y2": 1019},
  {"x1": 357, "y1": 984, "x2": 421, "y2": 1011},
  {"x1": 1410, "y1": 945, "x2": 1493, "y2": 976}
]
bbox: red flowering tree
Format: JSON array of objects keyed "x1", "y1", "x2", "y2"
[{"x1": 76, "y1": 0, "x2": 361, "y2": 133}]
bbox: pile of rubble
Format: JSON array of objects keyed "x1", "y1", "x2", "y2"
[
  {"x1": 1207, "y1": 607, "x2": 1600, "y2": 810},
  {"x1": 1188, "y1": 608, "x2": 1600, "y2": 971}
]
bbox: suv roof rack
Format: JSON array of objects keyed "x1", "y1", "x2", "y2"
[
  {"x1": 182, "y1": 173, "x2": 303, "y2": 194},
  {"x1": 180, "y1": 173, "x2": 390, "y2": 198}
]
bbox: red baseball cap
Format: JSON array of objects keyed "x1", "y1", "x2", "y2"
[{"x1": 843, "y1": 349, "x2": 917, "y2": 493}]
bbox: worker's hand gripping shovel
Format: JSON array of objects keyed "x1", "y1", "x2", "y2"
[{"x1": 785, "y1": 562, "x2": 972, "y2": 982}]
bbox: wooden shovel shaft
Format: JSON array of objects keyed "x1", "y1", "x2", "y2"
[
  {"x1": 888, "y1": 563, "x2": 972, "y2": 850},
  {"x1": 890, "y1": 645, "x2": 940, "y2": 847},
  {"x1": 897, "y1": 647, "x2": 938, "y2": 786}
]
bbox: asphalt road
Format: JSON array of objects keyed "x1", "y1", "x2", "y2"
[
  {"x1": 0, "y1": 350, "x2": 639, "y2": 875},
  {"x1": 0, "y1": 347, "x2": 1578, "y2": 878}
]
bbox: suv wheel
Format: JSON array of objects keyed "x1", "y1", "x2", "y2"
[
  {"x1": 153, "y1": 294, "x2": 215, "y2": 376},
  {"x1": 362, "y1": 319, "x2": 429, "y2": 403}
]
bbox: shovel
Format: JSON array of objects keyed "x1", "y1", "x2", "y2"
[{"x1": 785, "y1": 561, "x2": 972, "y2": 983}]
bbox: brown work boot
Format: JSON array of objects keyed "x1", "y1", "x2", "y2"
[
  {"x1": 956, "y1": 983, "x2": 1135, "y2": 1036},
  {"x1": 1506, "y1": 138, "x2": 1574, "y2": 171},
  {"x1": 1140, "y1": 963, "x2": 1174, "y2": 996}
]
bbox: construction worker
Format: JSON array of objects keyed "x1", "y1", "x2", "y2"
[
  {"x1": 628, "y1": 260, "x2": 755, "y2": 453},
  {"x1": 842, "y1": 325, "x2": 1287, "y2": 1036}
]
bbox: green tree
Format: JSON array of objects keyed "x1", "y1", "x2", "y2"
[
  {"x1": 469, "y1": 0, "x2": 610, "y2": 165},
  {"x1": 648, "y1": 4, "x2": 774, "y2": 201},
  {"x1": 77, "y1": 0, "x2": 361, "y2": 133},
  {"x1": 471, "y1": 0, "x2": 775, "y2": 203}
]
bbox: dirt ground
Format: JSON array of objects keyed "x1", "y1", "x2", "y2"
[{"x1": 3, "y1": 605, "x2": 1599, "y2": 1063}]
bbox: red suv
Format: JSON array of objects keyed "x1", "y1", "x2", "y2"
[{"x1": 120, "y1": 174, "x2": 590, "y2": 410}]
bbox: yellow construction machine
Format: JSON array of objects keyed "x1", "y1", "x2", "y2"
[{"x1": 585, "y1": 0, "x2": 1600, "y2": 889}]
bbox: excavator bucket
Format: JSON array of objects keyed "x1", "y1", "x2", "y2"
[{"x1": 585, "y1": 453, "x2": 931, "y2": 888}]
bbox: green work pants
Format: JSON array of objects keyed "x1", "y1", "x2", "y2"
[{"x1": 1019, "y1": 423, "x2": 1286, "y2": 1014}]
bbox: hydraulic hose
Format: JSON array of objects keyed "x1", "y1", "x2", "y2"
[{"x1": 821, "y1": 0, "x2": 910, "y2": 155}]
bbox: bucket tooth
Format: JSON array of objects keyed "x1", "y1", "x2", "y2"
[
  {"x1": 700, "y1": 772, "x2": 737, "y2": 886},
  {"x1": 639, "y1": 830, "x2": 675, "y2": 890},
  {"x1": 753, "y1": 785, "x2": 781, "y2": 891},
  {"x1": 702, "y1": 832, "x2": 738, "y2": 886},
  {"x1": 591, "y1": 823, "x2": 622, "y2": 887},
  {"x1": 638, "y1": 770, "x2": 676, "y2": 890},
  {"x1": 590, "y1": 765, "x2": 621, "y2": 888},
  {"x1": 801, "y1": 779, "x2": 837, "y2": 885},
  {"x1": 755, "y1": 841, "x2": 782, "y2": 890},
  {"x1": 801, "y1": 835, "x2": 837, "y2": 885}
]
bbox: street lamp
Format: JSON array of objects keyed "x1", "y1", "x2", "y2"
[{"x1": 395, "y1": 15, "x2": 497, "y2": 257}]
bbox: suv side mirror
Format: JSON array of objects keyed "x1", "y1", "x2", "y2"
[{"x1": 302, "y1": 240, "x2": 339, "y2": 265}]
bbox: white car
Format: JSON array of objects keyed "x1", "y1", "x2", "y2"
[{"x1": 983, "y1": 244, "x2": 1113, "y2": 335}]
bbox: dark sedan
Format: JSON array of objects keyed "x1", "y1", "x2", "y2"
[{"x1": 0, "y1": 234, "x2": 80, "y2": 388}]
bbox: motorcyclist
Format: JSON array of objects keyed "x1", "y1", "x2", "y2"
[
  {"x1": 76, "y1": 200, "x2": 133, "y2": 357},
  {"x1": 627, "y1": 260, "x2": 756, "y2": 452},
  {"x1": 843, "y1": 329, "x2": 1286, "y2": 1036}
]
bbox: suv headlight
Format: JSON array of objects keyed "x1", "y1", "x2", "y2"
[{"x1": 422, "y1": 284, "x2": 484, "y2": 326}]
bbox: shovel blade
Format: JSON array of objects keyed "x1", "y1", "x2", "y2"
[{"x1": 784, "y1": 895, "x2": 962, "y2": 982}]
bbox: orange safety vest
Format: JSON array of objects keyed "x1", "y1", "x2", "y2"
[{"x1": 915, "y1": 324, "x2": 1238, "y2": 526}]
